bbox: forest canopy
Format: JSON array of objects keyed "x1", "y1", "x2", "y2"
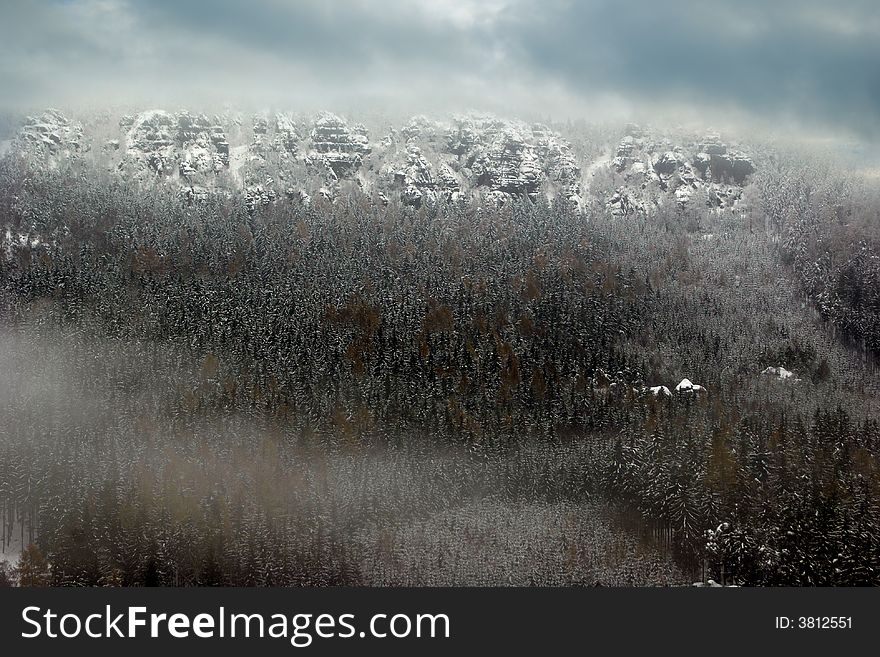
[{"x1": 1, "y1": 140, "x2": 879, "y2": 586}]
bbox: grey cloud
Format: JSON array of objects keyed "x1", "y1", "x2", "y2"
[
  {"x1": 1, "y1": 0, "x2": 878, "y2": 139},
  {"x1": 502, "y1": 0, "x2": 880, "y2": 136}
]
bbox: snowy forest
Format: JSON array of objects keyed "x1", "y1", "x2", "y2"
[{"x1": 1, "y1": 115, "x2": 879, "y2": 587}]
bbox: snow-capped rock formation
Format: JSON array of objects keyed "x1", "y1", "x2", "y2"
[
  {"x1": 693, "y1": 132, "x2": 755, "y2": 184},
  {"x1": 122, "y1": 110, "x2": 229, "y2": 178},
  {"x1": 13, "y1": 109, "x2": 83, "y2": 164},
  {"x1": 273, "y1": 113, "x2": 300, "y2": 154},
  {"x1": 648, "y1": 385, "x2": 672, "y2": 398},
  {"x1": 675, "y1": 378, "x2": 707, "y2": 393},
  {"x1": 245, "y1": 178, "x2": 278, "y2": 213},
  {"x1": 3, "y1": 108, "x2": 590, "y2": 212},
  {"x1": 603, "y1": 124, "x2": 754, "y2": 215},
  {"x1": 368, "y1": 112, "x2": 583, "y2": 208},
  {"x1": 5, "y1": 108, "x2": 755, "y2": 220},
  {"x1": 177, "y1": 111, "x2": 230, "y2": 175},
  {"x1": 307, "y1": 112, "x2": 371, "y2": 181},
  {"x1": 761, "y1": 366, "x2": 798, "y2": 381},
  {"x1": 444, "y1": 114, "x2": 583, "y2": 205},
  {"x1": 607, "y1": 187, "x2": 646, "y2": 217},
  {"x1": 533, "y1": 123, "x2": 582, "y2": 205},
  {"x1": 401, "y1": 115, "x2": 446, "y2": 146},
  {"x1": 251, "y1": 112, "x2": 301, "y2": 158},
  {"x1": 123, "y1": 110, "x2": 176, "y2": 175},
  {"x1": 393, "y1": 145, "x2": 461, "y2": 208},
  {"x1": 449, "y1": 115, "x2": 540, "y2": 199},
  {"x1": 471, "y1": 127, "x2": 542, "y2": 197}
]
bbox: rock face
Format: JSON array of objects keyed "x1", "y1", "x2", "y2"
[
  {"x1": 694, "y1": 132, "x2": 755, "y2": 184},
  {"x1": 177, "y1": 111, "x2": 229, "y2": 175},
  {"x1": 436, "y1": 114, "x2": 582, "y2": 205},
  {"x1": 307, "y1": 112, "x2": 371, "y2": 180},
  {"x1": 273, "y1": 113, "x2": 300, "y2": 154},
  {"x1": 124, "y1": 110, "x2": 176, "y2": 175},
  {"x1": 374, "y1": 112, "x2": 582, "y2": 208},
  {"x1": 394, "y1": 145, "x2": 460, "y2": 208},
  {"x1": 14, "y1": 109, "x2": 83, "y2": 163},
  {"x1": 1, "y1": 108, "x2": 593, "y2": 214},
  {"x1": 533, "y1": 124, "x2": 582, "y2": 204},
  {"x1": 468, "y1": 124, "x2": 542, "y2": 197},
  {"x1": 245, "y1": 178, "x2": 277, "y2": 213},
  {"x1": 123, "y1": 110, "x2": 229, "y2": 178},
  {"x1": 607, "y1": 187, "x2": 645, "y2": 217},
  {"x1": 447, "y1": 114, "x2": 581, "y2": 204},
  {"x1": 7, "y1": 109, "x2": 755, "y2": 219},
  {"x1": 603, "y1": 125, "x2": 754, "y2": 215},
  {"x1": 251, "y1": 112, "x2": 301, "y2": 158}
]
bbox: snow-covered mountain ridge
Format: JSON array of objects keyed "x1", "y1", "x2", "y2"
[{"x1": 7, "y1": 108, "x2": 757, "y2": 216}]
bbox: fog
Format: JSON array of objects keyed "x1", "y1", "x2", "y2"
[{"x1": 0, "y1": 324, "x2": 682, "y2": 584}]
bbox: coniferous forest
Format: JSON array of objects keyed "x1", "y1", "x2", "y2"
[{"x1": 1, "y1": 128, "x2": 879, "y2": 588}]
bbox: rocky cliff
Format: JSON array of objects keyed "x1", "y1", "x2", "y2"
[{"x1": 8, "y1": 109, "x2": 757, "y2": 217}]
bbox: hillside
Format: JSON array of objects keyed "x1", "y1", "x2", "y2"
[{"x1": 1, "y1": 109, "x2": 879, "y2": 586}]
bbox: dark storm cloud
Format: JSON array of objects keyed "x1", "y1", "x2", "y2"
[
  {"x1": 1, "y1": 0, "x2": 878, "y2": 137},
  {"x1": 131, "y1": 0, "x2": 488, "y2": 69},
  {"x1": 501, "y1": 0, "x2": 880, "y2": 136},
  {"x1": 0, "y1": 0, "x2": 512, "y2": 112}
]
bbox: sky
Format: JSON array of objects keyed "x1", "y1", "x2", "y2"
[{"x1": 2, "y1": 0, "x2": 879, "y2": 141}]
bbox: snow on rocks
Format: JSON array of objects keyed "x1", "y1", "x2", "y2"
[
  {"x1": 468, "y1": 123, "x2": 542, "y2": 198},
  {"x1": 612, "y1": 134, "x2": 641, "y2": 171},
  {"x1": 307, "y1": 112, "x2": 371, "y2": 181},
  {"x1": 607, "y1": 187, "x2": 645, "y2": 216},
  {"x1": 648, "y1": 385, "x2": 672, "y2": 398},
  {"x1": 14, "y1": 109, "x2": 84, "y2": 163},
  {"x1": 392, "y1": 145, "x2": 462, "y2": 208},
  {"x1": 694, "y1": 133, "x2": 755, "y2": 184},
  {"x1": 706, "y1": 183, "x2": 742, "y2": 209},
  {"x1": 654, "y1": 150, "x2": 683, "y2": 176},
  {"x1": 674, "y1": 185, "x2": 693, "y2": 205},
  {"x1": 124, "y1": 110, "x2": 176, "y2": 175},
  {"x1": 245, "y1": 179, "x2": 277, "y2": 213},
  {"x1": 401, "y1": 115, "x2": 446, "y2": 146},
  {"x1": 761, "y1": 366, "x2": 799, "y2": 381},
  {"x1": 531, "y1": 122, "x2": 583, "y2": 204},
  {"x1": 8, "y1": 108, "x2": 753, "y2": 219},
  {"x1": 675, "y1": 378, "x2": 707, "y2": 394},
  {"x1": 444, "y1": 114, "x2": 582, "y2": 203},
  {"x1": 273, "y1": 113, "x2": 301, "y2": 154},
  {"x1": 377, "y1": 113, "x2": 582, "y2": 207},
  {"x1": 600, "y1": 124, "x2": 755, "y2": 215},
  {"x1": 284, "y1": 188, "x2": 311, "y2": 207},
  {"x1": 249, "y1": 112, "x2": 301, "y2": 159},
  {"x1": 123, "y1": 110, "x2": 229, "y2": 178},
  {"x1": 396, "y1": 145, "x2": 433, "y2": 206}
]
